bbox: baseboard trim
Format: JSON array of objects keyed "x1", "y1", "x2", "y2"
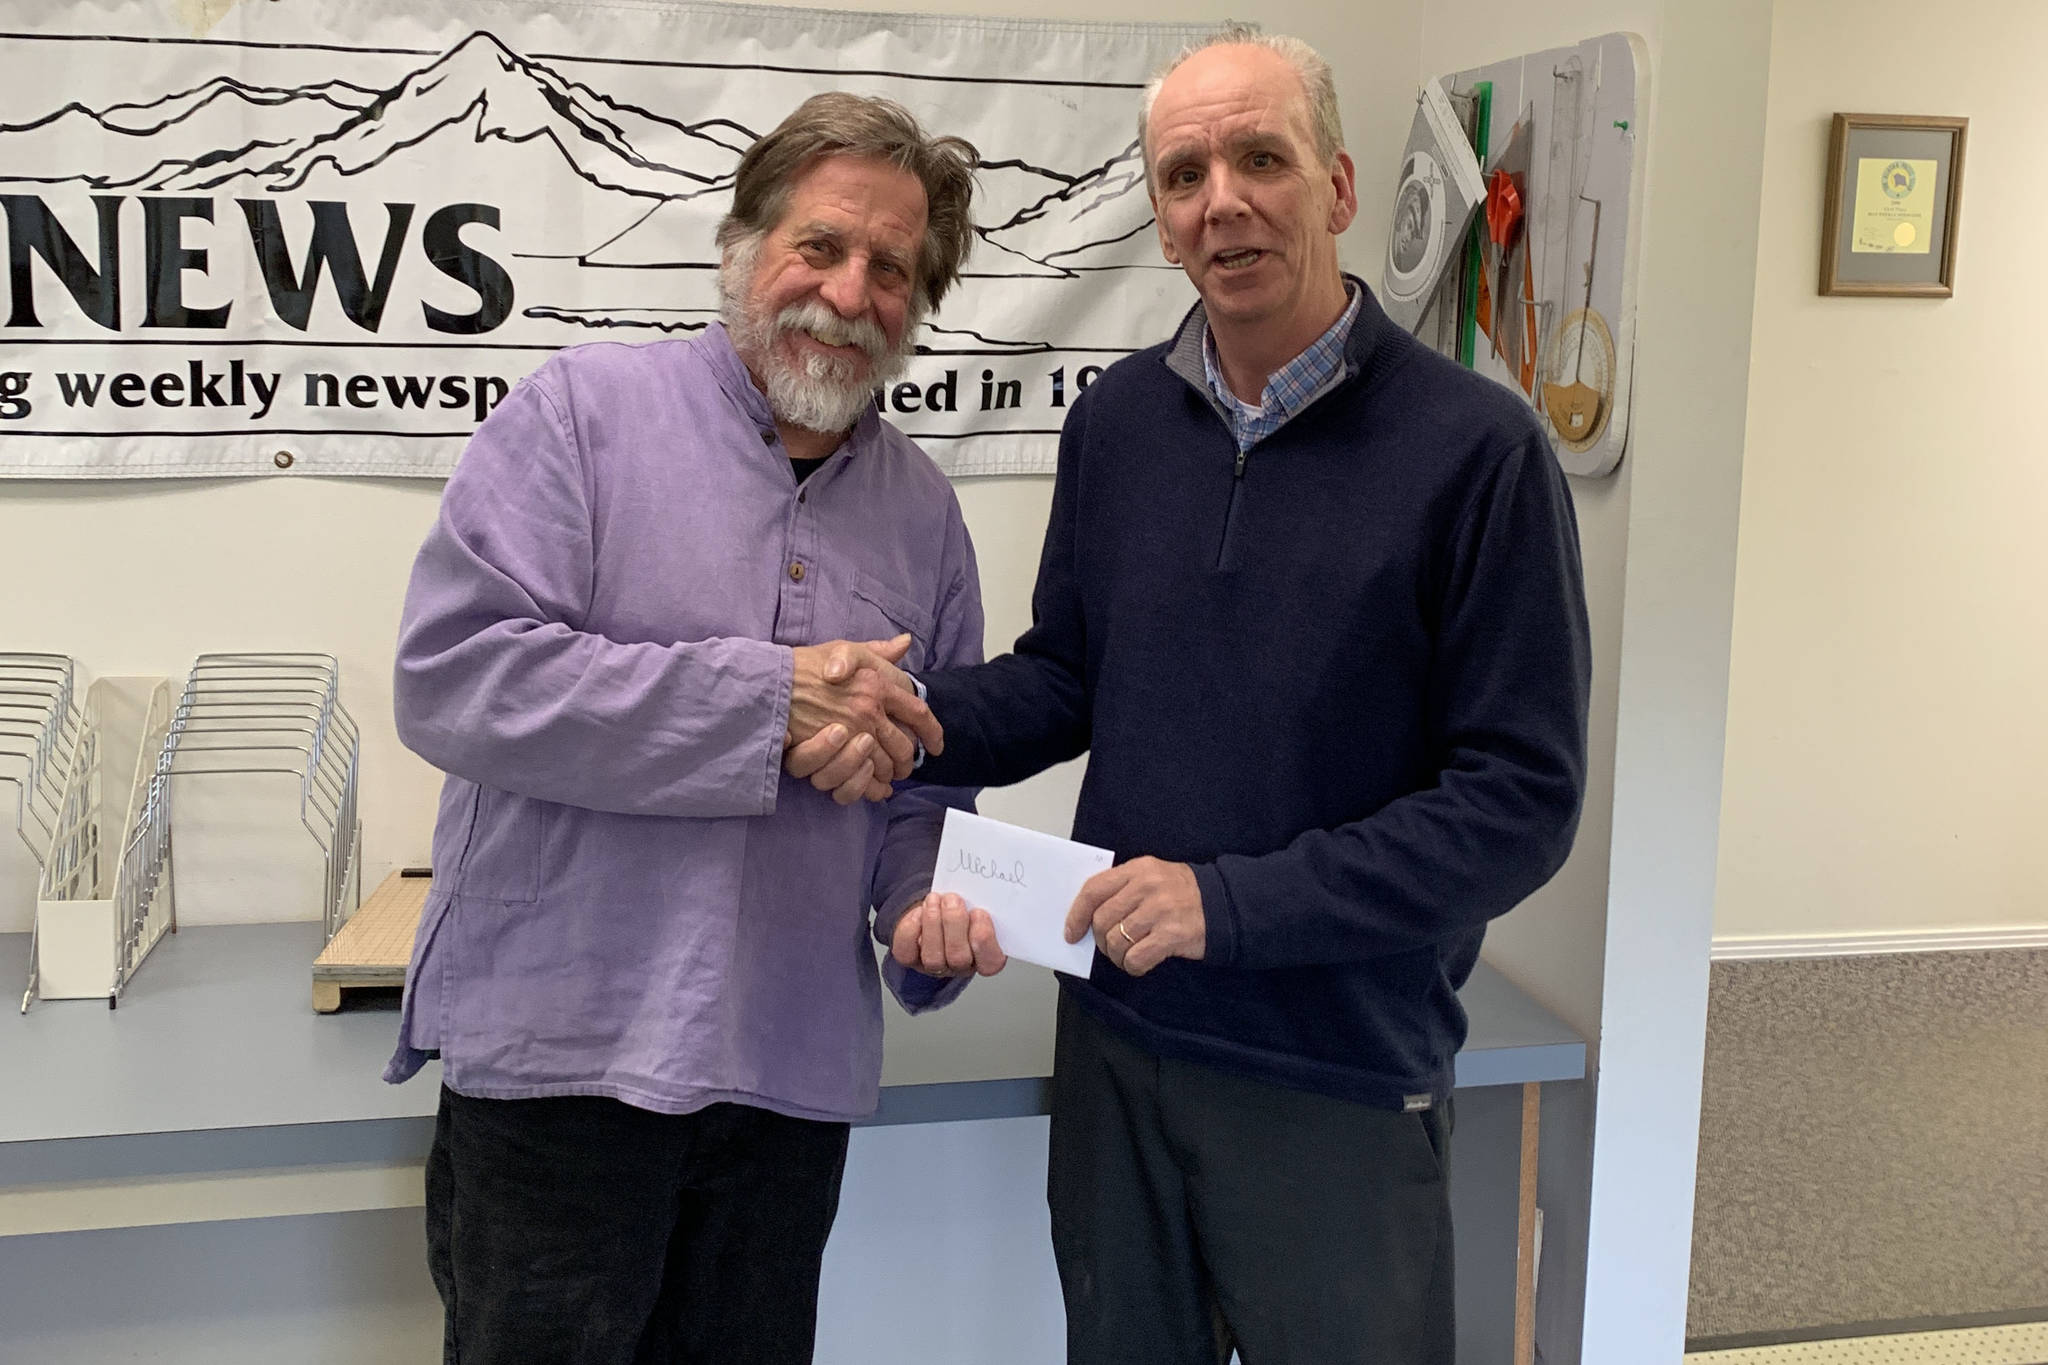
[{"x1": 1711, "y1": 925, "x2": 2048, "y2": 962}]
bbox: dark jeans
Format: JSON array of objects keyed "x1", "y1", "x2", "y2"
[
  {"x1": 425, "y1": 1086, "x2": 851, "y2": 1365},
  {"x1": 1048, "y1": 990, "x2": 1456, "y2": 1365}
]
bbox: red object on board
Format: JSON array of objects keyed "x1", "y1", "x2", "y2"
[{"x1": 1486, "y1": 168, "x2": 1524, "y2": 247}]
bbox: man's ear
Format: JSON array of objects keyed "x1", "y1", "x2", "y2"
[
  {"x1": 1152, "y1": 191, "x2": 1181, "y2": 266},
  {"x1": 1327, "y1": 149, "x2": 1359, "y2": 236}
]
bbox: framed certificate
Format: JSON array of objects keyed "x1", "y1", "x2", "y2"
[{"x1": 1819, "y1": 113, "x2": 1968, "y2": 297}]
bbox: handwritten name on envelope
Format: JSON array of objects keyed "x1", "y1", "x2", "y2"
[{"x1": 930, "y1": 809, "x2": 1114, "y2": 976}]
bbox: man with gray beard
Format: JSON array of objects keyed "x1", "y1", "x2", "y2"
[{"x1": 387, "y1": 93, "x2": 985, "y2": 1365}]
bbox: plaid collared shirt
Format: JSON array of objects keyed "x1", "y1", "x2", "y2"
[{"x1": 1202, "y1": 283, "x2": 1363, "y2": 454}]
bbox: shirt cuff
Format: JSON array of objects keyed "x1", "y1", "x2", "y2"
[
  {"x1": 907, "y1": 672, "x2": 929, "y2": 769},
  {"x1": 882, "y1": 953, "x2": 969, "y2": 1015},
  {"x1": 895, "y1": 969, "x2": 949, "y2": 1010}
]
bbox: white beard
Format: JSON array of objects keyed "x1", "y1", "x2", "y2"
[{"x1": 720, "y1": 241, "x2": 925, "y2": 434}]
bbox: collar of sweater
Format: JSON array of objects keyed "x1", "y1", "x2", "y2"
[{"x1": 1162, "y1": 273, "x2": 1409, "y2": 423}]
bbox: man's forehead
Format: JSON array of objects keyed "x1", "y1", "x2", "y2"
[
  {"x1": 1154, "y1": 114, "x2": 1294, "y2": 156},
  {"x1": 1151, "y1": 48, "x2": 1314, "y2": 146},
  {"x1": 781, "y1": 157, "x2": 925, "y2": 228}
]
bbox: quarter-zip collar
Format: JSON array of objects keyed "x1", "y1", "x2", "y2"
[{"x1": 1162, "y1": 274, "x2": 1407, "y2": 446}]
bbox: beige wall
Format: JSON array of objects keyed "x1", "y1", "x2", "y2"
[{"x1": 1715, "y1": 0, "x2": 2048, "y2": 944}]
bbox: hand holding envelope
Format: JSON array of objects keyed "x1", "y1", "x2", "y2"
[
  {"x1": 898, "y1": 810, "x2": 1211, "y2": 981},
  {"x1": 924, "y1": 809, "x2": 1112, "y2": 975}
]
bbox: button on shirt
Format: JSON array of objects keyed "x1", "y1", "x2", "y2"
[
  {"x1": 1201, "y1": 283, "x2": 1363, "y2": 452},
  {"x1": 387, "y1": 324, "x2": 983, "y2": 1122}
]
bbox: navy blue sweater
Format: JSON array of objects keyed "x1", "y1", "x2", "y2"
[{"x1": 921, "y1": 285, "x2": 1592, "y2": 1108}]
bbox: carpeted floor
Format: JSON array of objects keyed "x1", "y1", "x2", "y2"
[{"x1": 1687, "y1": 949, "x2": 2048, "y2": 1342}]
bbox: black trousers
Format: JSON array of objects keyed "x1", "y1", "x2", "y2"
[
  {"x1": 425, "y1": 1086, "x2": 851, "y2": 1365},
  {"x1": 1048, "y1": 990, "x2": 1456, "y2": 1365}
]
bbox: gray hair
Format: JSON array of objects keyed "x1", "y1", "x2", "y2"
[
  {"x1": 715, "y1": 92, "x2": 978, "y2": 312},
  {"x1": 1138, "y1": 24, "x2": 1344, "y2": 186}
]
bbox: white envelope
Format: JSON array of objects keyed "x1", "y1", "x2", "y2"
[{"x1": 929, "y1": 808, "x2": 1114, "y2": 976}]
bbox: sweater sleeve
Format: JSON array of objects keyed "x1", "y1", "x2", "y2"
[
  {"x1": 916, "y1": 394, "x2": 1094, "y2": 788},
  {"x1": 393, "y1": 368, "x2": 791, "y2": 818},
  {"x1": 1194, "y1": 432, "x2": 1593, "y2": 969}
]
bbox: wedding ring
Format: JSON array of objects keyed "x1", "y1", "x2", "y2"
[{"x1": 1116, "y1": 922, "x2": 1137, "y2": 947}]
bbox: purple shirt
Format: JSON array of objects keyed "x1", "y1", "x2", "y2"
[{"x1": 385, "y1": 324, "x2": 983, "y2": 1122}]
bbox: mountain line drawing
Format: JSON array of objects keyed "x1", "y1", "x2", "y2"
[
  {"x1": 0, "y1": 33, "x2": 746, "y2": 199},
  {"x1": 0, "y1": 77, "x2": 382, "y2": 188},
  {"x1": 0, "y1": 29, "x2": 1185, "y2": 348}
]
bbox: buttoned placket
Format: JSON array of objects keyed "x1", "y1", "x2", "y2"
[
  {"x1": 766, "y1": 426, "x2": 857, "y2": 648},
  {"x1": 764, "y1": 426, "x2": 814, "y2": 648}
]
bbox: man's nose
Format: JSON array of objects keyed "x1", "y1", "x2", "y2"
[
  {"x1": 818, "y1": 257, "x2": 872, "y2": 319},
  {"x1": 1205, "y1": 164, "x2": 1252, "y2": 222}
]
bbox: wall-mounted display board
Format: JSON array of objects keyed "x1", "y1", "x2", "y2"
[{"x1": 1385, "y1": 33, "x2": 1649, "y2": 478}]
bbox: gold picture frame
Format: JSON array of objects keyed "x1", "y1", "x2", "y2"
[{"x1": 1820, "y1": 112, "x2": 1968, "y2": 297}]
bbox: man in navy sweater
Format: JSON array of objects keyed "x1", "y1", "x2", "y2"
[{"x1": 791, "y1": 25, "x2": 1591, "y2": 1365}]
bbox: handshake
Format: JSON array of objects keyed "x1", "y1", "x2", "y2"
[
  {"x1": 781, "y1": 637, "x2": 1010, "y2": 981},
  {"x1": 783, "y1": 635, "x2": 1208, "y2": 984},
  {"x1": 783, "y1": 634, "x2": 941, "y2": 805}
]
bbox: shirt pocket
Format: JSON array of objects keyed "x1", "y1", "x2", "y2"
[{"x1": 848, "y1": 570, "x2": 935, "y2": 674}]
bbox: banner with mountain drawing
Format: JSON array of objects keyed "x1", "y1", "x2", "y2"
[{"x1": 0, "y1": 0, "x2": 1205, "y2": 479}]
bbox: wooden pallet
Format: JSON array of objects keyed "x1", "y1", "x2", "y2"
[{"x1": 311, "y1": 870, "x2": 431, "y2": 1013}]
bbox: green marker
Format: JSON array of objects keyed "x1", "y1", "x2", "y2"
[{"x1": 1458, "y1": 81, "x2": 1492, "y2": 370}]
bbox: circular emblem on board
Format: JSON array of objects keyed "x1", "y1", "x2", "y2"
[{"x1": 1383, "y1": 150, "x2": 1452, "y2": 304}]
